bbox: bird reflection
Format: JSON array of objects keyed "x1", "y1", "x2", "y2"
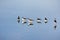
[{"x1": 54, "y1": 25, "x2": 57, "y2": 30}]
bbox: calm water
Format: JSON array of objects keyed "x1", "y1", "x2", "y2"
[{"x1": 0, "y1": 0, "x2": 60, "y2": 40}]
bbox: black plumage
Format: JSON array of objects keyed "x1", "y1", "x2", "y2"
[
  {"x1": 45, "y1": 17, "x2": 47, "y2": 20},
  {"x1": 54, "y1": 19, "x2": 57, "y2": 23},
  {"x1": 17, "y1": 16, "x2": 20, "y2": 19}
]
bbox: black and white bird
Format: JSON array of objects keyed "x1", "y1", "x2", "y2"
[
  {"x1": 37, "y1": 18, "x2": 41, "y2": 23},
  {"x1": 22, "y1": 17, "x2": 27, "y2": 24},
  {"x1": 17, "y1": 16, "x2": 20, "y2": 23},
  {"x1": 44, "y1": 17, "x2": 48, "y2": 23},
  {"x1": 28, "y1": 18, "x2": 34, "y2": 26},
  {"x1": 54, "y1": 18, "x2": 57, "y2": 30}
]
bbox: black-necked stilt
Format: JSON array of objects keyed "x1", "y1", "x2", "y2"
[
  {"x1": 37, "y1": 18, "x2": 41, "y2": 23},
  {"x1": 28, "y1": 18, "x2": 34, "y2": 26},
  {"x1": 22, "y1": 17, "x2": 27, "y2": 24},
  {"x1": 17, "y1": 16, "x2": 20, "y2": 23},
  {"x1": 54, "y1": 18, "x2": 57, "y2": 30},
  {"x1": 44, "y1": 17, "x2": 48, "y2": 23}
]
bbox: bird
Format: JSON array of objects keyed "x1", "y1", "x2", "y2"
[
  {"x1": 44, "y1": 17, "x2": 48, "y2": 23},
  {"x1": 17, "y1": 16, "x2": 20, "y2": 23},
  {"x1": 22, "y1": 17, "x2": 27, "y2": 24},
  {"x1": 54, "y1": 18, "x2": 57, "y2": 30},
  {"x1": 28, "y1": 18, "x2": 34, "y2": 26},
  {"x1": 37, "y1": 18, "x2": 41, "y2": 23}
]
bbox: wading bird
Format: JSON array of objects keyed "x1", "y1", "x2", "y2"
[
  {"x1": 54, "y1": 18, "x2": 57, "y2": 30},
  {"x1": 22, "y1": 17, "x2": 27, "y2": 24},
  {"x1": 44, "y1": 17, "x2": 48, "y2": 23},
  {"x1": 37, "y1": 18, "x2": 41, "y2": 23},
  {"x1": 28, "y1": 18, "x2": 34, "y2": 26},
  {"x1": 17, "y1": 16, "x2": 20, "y2": 23}
]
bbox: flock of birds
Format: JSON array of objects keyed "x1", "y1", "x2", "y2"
[{"x1": 17, "y1": 16, "x2": 57, "y2": 30}]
